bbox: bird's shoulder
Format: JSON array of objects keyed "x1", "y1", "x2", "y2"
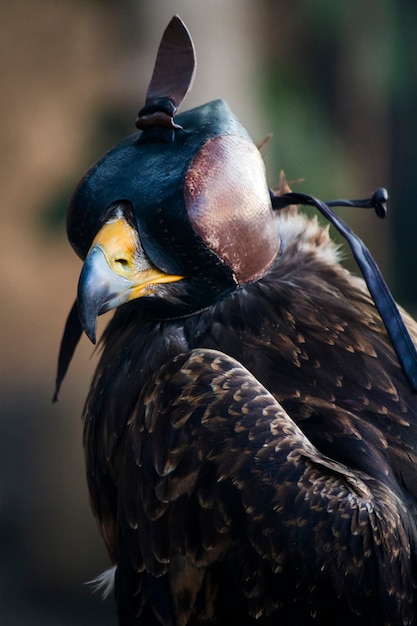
[{"x1": 113, "y1": 347, "x2": 417, "y2": 625}]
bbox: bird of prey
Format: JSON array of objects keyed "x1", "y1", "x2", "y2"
[{"x1": 55, "y1": 15, "x2": 417, "y2": 626}]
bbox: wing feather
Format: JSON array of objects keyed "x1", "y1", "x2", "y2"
[{"x1": 112, "y1": 348, "x2": 416, "y2": 625}]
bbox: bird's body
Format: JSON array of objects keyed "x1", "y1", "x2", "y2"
[
  {"x1": 56, "y1": 16, "x2": 417, "y2": 626},
  {"x1": 82, "y1": 208, "x2": 417, "y2": 626}
]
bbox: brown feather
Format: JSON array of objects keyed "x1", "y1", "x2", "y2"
[{"x1": 84, "y1": 210, "x2": 417, "y2": 625}]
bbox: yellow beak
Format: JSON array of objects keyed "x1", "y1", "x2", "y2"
[{"x1": 77, "y1": 211, "x2": 183, "y2": 343}]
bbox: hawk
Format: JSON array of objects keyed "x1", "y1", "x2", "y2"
[{"x1": 55, "y1": 16, "x2": 417, "y2": 626}]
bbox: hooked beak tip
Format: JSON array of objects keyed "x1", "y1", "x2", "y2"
[
  {"x1": 77, "y1": 293, "x2": 98, "y2": 345},
  {"x1": 77, "y1": 246, "x2": 108, "y2": 345},
  {"x1": 85, "y1": 325, "x2": 97, "y2": 345}
]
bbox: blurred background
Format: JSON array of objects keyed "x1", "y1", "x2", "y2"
[{"x1": 1, "y1": 0, "x2": 417, "y2": 623}]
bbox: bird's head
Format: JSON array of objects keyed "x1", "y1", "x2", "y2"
[
  {"x1": 56, "y1": 15, "x2": 417, "y2": 401},
  {"x1": 67, "y1": 16, "x2": 279, "y2": 343}
]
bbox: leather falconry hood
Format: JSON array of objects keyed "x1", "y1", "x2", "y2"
[{"x1": 67, "y1": 15, "x2": 279, "y2": 289}]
